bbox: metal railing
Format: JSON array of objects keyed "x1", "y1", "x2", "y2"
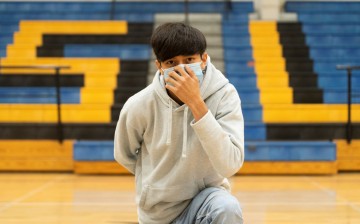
[
  {"x1": 336, "y1": 65, "x2": 360, "y2": 144},
  {"x1": 184, "y1": 0, "x2": 189, "y2": 25},
  {"x1": 110, "y1": 0, "x2": 116, "y2": 20},
  {"x1": 0, "y1": 65, "x2": 70, "y2": 144}
]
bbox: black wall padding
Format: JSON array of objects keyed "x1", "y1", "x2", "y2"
[
  {"x1": 117, "y1": 72, "x2": 147, "y2": 88},
  {"x1": 277, "y1": 22, "x2": 323, "y2": 104},
  {"x1": 111, "y1": 104, "x2": 124, "y2": 121},
  {"x1": 0, "y1": 123, "x2": 117, "y2": 140},
  {"x1": 2, "y1": 122, "x2": 358, "y2": 140},
  {"x1": 267, "y1": 123, "x2": 360, "y2": 140},
  {"x1": 0, "y1": 74, "x2": 84, "y2": 87}
]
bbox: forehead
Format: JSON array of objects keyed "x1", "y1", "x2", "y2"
[{"x1": 165, "y1": 54, "x2": 201, "y2": 61}]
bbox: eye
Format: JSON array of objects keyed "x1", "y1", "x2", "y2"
[
  {"x1": 187, "y1": 58, "x2": 195, "y2": 63},
  {"x1": 165, "y1": 60, "x2": 174, "y2": 65}
]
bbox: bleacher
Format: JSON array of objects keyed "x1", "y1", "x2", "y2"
[
  {"x1": 0, "y1": 1, "x2": 152, "y2": 171},
  {"x1": 0, "y1": 0, "x2": 359, "y2": 174},
  {"x1": 283, "y1": 0, "x2": 360, "y2": 170}
]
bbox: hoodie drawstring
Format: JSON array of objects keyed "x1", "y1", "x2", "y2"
[
  {"x1": 166, "y1": 100, "x2": 188, "y2": 159},
  {"x1": 182, "y1": 107, "x2": 189, "y2": 158},
  {"x1": 166, "y1": 100, "x2": 172, "y2": 145}
]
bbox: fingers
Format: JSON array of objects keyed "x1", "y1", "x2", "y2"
[
  {"x1": 169, "y1": 70, "x2": 183, "y2": 80},
  {"x1": 165, "y1": 65, "x2": 198, "y2": 88},
  {"x1": 166, "y1": 71, "x2": 181, "y2": 86},
  {"x1": 165, "y1": 83, "x2": 176, "y2": 92},
  {"x1": 181, "y1": 65, "x2": 199, "y2": 83},
  {"x1": 174, "y1": 65, "x2": 193, "y2": 78},
  {"x1": 184, "y1": 65, "x2": 196, "y2": 78},
  {"x1": 165, "y1": 75, "x2": 178, "y2": 87},
  {"x1": 167, "y1": 66, "x2": 186, "y2": 84}
]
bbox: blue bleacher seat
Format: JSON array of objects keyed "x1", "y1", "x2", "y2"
[
  {"x1": 222, "y1": 14, "x2": 249, "y2": 23},
  {"x1": 314, "y1": 62, "x2": 360, "y2": 73},
  {"x1": 302, "y1": 24, "x2": 360, "y2": 34},
  {"x1": 228, "y1": 76, "x2": 257, "y2": 88},
  {"x1": 298, "y1": 13, "x2": 360, "y2": 24},
  {"x1": 0, "y1": 87, "x2": 80, "y2": 104},
  {"x1": 222, "y1": 24, "x2": 250, "y2": 36},
  {"x1": 224, "y1": 48, "x2": 253, "y2": 59},
  {"x1": 245, "y1": 141, "x2": 336, "y2": 161},
  {"x1": 306, "y1": 36, "x2": 360, "y2": 47},
  {"x1": 226, "y1": 62, "x2": 255, "y2": 75},
  {"x1": 318, "y1": 75, "x2": 360, "y2": 89},
  {"x1": 0, "y1": 2, "x2": 110, "y2": 12},
  {"x1": 310, "y1": 48, "x2": 360, "y2": 59},
  {"x1": 74, "y1": 141, "x2": 115, "y2": 161},
  {"x1": 324, "y1": 89, "x2": 360, "y2": 104},
  {"x1": 223, "y1": 36, "x2": 251, "y2": 48},
  {"x1": 241, "y1": 104, "x2": 263, "y2": 122},
  {"x1": 64, "y1": 44, "x2": 151, "y2": 60},
  {"x1": 74, "y1": 140, "x2": 336, "y2": 162},
  {"x1": 285, "y1": 2, "x2": 360, "y2": 13},
  {"x1": 235, "y1": 88, "x2": 260, "y2": 105}
]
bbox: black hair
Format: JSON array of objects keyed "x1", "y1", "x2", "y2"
[{"x1": 150, "y1": 22, "x2": 207, "y2": 62}]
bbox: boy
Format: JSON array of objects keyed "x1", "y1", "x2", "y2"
[{"x1": 114, "y1": 22, "x2": 244, "y2": 224}]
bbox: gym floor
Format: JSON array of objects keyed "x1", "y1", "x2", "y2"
[{"x1": 0, "y1": 172, "x2": 359, "y2": 224}]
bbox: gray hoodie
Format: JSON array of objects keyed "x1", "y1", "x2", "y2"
[{"x1": 114, "y1": 57, "x2": 244, "y2": 224}]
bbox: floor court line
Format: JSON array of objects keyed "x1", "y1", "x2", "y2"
[
  {"x1": 0, "y1": 175, "x2": 66, "y2": 213},
  {"x1": 306, "y1": 177, "x2": 360, "y2": 214}
]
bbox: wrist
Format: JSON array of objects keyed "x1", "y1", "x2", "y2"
[
  {"x1": 187, "y1": 96, "x2": 204, "y2": 109},
  {"x1": 187, "y1": 96, "x2": 208, "y2": 122}
]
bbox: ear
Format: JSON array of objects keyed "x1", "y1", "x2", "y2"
[
  {"x1": 201, "y1": 53, "x2": 208, "y2": 69},
  {"x1": 155, "y1": 60, "x2": 163, "y2": 75}
]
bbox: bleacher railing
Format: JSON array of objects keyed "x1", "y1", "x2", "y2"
[
  {"x1": 336, "y1": 65, "x2": 360, "y2": 144},
  {"x1": 0, "y1": 65, "x2": 70, "y2": 144},
  {"x1": 110, "y1": 0, "x2": 116, "y2": 20}
]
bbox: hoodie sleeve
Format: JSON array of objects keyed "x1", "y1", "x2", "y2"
[
  {"x1": 114, "y1": 104, "x2": 144, "y2": 174},
  {"x1": 190, "y1": 84, "x2": 244, "y2": 178}
]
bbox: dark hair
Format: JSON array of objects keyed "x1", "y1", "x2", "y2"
[{"x1": 151, "y1": 22, "x2": 207, "y2": 62}]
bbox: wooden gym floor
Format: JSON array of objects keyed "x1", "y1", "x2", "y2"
[{"x1": 0, "y1": 172, "x2": 359, "y2": 224}]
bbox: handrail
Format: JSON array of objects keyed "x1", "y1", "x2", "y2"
[
  {"x1": 226, "y1": 0, "x2": 233, "y2": 14},
  {"x1": 0, "y1": 64, "x2": 71, "y2": 144},
  {"x1": 184, "y1": 0, "x2": 189, "y2": 25},
  {"x1": 336, "y1": 65, "x2": 360, "y2": 144},
  {"x1": 110, "y1": 0, "x2": 116, "y2": 20}
]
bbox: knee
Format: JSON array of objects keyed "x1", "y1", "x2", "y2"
[
  {"x1": 212, "y1": 195, "x2": 243, "y2": 223},
  {"x1": 217, "y1": 196, "x2": 242, "y2": 215}
]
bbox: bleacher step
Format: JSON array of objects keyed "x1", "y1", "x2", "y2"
[
  {"x1": 0, "y1": 140, "x2": 73, "y2": 171},
  {"x1": 73, "y1": 140, "x2": 337, "y2": 174},
  {"x1": 335, "y1": 140, "x2": 360, "y2": 171}
]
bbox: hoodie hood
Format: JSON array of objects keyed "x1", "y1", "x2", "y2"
[{"x1": 153, "y1": 56, "x2": 229, "y2": 158}]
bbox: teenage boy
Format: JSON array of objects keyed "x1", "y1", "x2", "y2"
[{"x1": 114, "y1": 22, "x2": 244, "y2": 224}]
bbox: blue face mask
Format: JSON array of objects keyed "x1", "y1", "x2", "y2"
[{"x1": 162, "y1": 62, "x2": 205, "y2": 85}]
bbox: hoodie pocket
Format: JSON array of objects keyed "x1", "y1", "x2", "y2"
[{"x1": 139, "y1": 182, "x2": 200, "y2": 211}]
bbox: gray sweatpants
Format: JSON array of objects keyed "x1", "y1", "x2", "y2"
[{"x1": 172, "y1": 187, "x2": 243, "y2": 224}]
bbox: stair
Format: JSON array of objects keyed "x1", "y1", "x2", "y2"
[{"x1": 277, "y1": 22, "x2": 323, "y2": 104}]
